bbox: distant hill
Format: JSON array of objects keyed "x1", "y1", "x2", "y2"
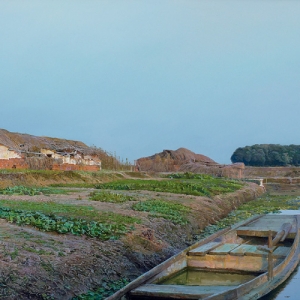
[
  {"x1": 135, "y1": 148, "x2": 244, "y2": 179},
  {"x1": 136, "y1": 147, "x2": 216, "y2": 172},
  {"x1": 231, "y1": 144, "x2": 300, "y2": 166}
]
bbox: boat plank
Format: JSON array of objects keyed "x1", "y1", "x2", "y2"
[
  {"x1": 244, "y1": 246, "x2": 269, "y2": 257},
  {"x1": 189, "y1": 242, "x2": 222, "y2": 256},
  {"x1": 273, "y1": 246, "x2": 290, "y2": 258},
  {"x1": 230, "y1": 244, "x2": 257, "y2": 256},
  {"x1": 236, "y1": 227, "x2": 296, "y2": 239},
  {"x1": 130, "y1": 284, "x2": 236, "y2": 299},
  {"x1": 209, "y1": 244, "x2": 240, "y2": 255}
]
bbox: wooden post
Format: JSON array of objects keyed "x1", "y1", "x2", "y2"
[{"x1": 268, "y1": 230, "x2": 274, "y2": 280}]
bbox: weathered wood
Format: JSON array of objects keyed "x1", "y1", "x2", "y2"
[
  {"x1": 236, "y1": 227, "x2": 296, "y2": 239},
  {"x1": 187, "y1": 253, "x2": 275, "y2": 272},
  {"x1": 279, "y1": 222, "x2": 292, "y2": 242},
  {"x1": 188, "y1": 242, "x2": 222, "y2": 256},
  {"x1": 130, "y1": 284, "x2": 235, "y2": 299},
  {"x1": 268, "y1": 230, "x2": 274, "y2": 280},
  {"x1": 230, "y1": 244, "x2": 254, "y2": 256},
  {"x1": 231, "y1": 244, "x2": 269, "y2": 257},
  {"x1": 273, "y1": 246, "x2": 290, "y2": 257},
  {"x1": 209, "y1": 244, "x2": 240, "y2": 255}
]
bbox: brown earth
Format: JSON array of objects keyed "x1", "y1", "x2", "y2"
[
  {"x1": 136, "y1": 148, "x2": 216, "y2": 172},
  {"x1": 0, "y1": 172, "x2": 264, "y2": 299},
  {"x1": 136, "y1": 148, "x2": 245, "y2": 179},
  {"x1": 0, "y1": 171, "x2": 151, "y2": 189}
]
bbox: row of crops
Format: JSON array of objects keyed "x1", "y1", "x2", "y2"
[
  {"x1": 95, "y1": 175, "x2": 244, "y2": 197},
  {"x1": 0, "y1": 174, "x2": 244, "y2": 240}
]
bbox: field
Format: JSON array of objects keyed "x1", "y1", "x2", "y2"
[{"x1": 0, "y1": 171, "x2": 264, "y2": 299}]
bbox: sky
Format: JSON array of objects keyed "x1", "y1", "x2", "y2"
[{"x1": 1, "y1": 1, "x2": 300, "y2": 164}]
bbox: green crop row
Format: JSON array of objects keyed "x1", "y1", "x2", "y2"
[
  {"x1": 95, "y1": 178, "x2": 243, "y2": 197},
  {"x1": 0, "y1": 185, "x2": 70, "y2": 196},
  {"x1": 132, "y1": 199, "x2": 190, "y2": 224},
  {"x1": 89, "y1": 191, "x2": 135, "y2": 203},
  {"x1": 0, "y1": 207, "x2": 133, "y2": 240},
  {"x1": 166, "y1": 172, "x2": 214, "y2": 180}
]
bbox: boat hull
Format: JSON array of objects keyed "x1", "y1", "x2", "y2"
[{"x1": 108, "y1": 214, "x2": 300, "y2": 300}]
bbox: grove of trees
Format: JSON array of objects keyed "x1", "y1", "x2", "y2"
[{"x1": 231, "y1": 144, "x2": 300, "y2": 166}]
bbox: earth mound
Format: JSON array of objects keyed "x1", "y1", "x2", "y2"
[
  {"x1": 136, "y1": 147, "x2": 216, "y2": 172},
  {"x1": 136, "y1": 147, "x2": 244, "y2": 179}
]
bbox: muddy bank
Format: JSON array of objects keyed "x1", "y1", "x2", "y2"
[{"x1": 0, "y1": 182, "x2": 264, "y2": 299}]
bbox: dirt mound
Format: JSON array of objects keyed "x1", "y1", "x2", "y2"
[
  {"x1": 136, "y1": 148, "x2": 216, "y2": 172},
  {"x1": 135, "y1": 148, "x2": 244, "y2": 178}
]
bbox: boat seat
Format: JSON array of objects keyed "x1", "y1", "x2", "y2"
[
  {"x1": 188, "y1": 242, "x2": 223, "y2": 256},
  {"x1": 230, "y1": 244, "x2": 289, "y2": 258},
  {"x1": 130, "y1": 284, "x2": 237, "y2": 299},
  {"x1": 237, "y1": 222, "x2": 296, "y2": 239},
  {"x1": 209, "y1": 243, "x2": 240, "y2": 255}
]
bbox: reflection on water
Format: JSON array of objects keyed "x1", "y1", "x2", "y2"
[
  {"x1": 272, "y1": 210, "x2": 300, "y2": 215},
  {"x1": 159, "y1": 269, "x2": 257, "y2": 286},
  {"x1": 261, "y1": 265, "x2": 300, "y2": 300}
]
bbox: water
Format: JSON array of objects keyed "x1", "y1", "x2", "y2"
[
  {"x1": 261, "y1": 265, "x2": 300, "y2": 299},
  {"x1": 159, "y1": 267, "x2": 300, "y2": 299},
  {"x1": 159, "y1": 268, "x2": 258, "y2": 286}
]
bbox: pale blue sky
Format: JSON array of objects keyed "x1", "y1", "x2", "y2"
[{"x1": 1, "y1": 1, "x2": 299, "y2": 163}]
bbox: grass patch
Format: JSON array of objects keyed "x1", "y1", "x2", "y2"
[
  {"x1": 95, "y1": 177, "x2": 243, "y2": 197},
  {"x1": 89, "y1": 191, "x2": 135, "y2": 203},
  {"x1": 132, "y1": 199, "x2": 190, "y2": 224}
]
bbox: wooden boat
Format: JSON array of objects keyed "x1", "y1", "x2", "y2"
[{"x1": 107, "y1": 213, "x2": 300, "y2": 300}]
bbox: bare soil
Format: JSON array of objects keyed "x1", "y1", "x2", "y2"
[{"x1": 0, "y1": 183, "x2": 264, "y2": 299}]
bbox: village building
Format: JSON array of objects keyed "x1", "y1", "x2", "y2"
[{"x1": 0, "y1": 129, "x2": 101, "y2": 171}]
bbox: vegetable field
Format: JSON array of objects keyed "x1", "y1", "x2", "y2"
[{"x1": 0, "y1": 171, "x2": 262, "y2": 300}]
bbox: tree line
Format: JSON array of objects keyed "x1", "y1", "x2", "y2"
[{"x1": 231, "y1": 144, "x2": 300, "y2": 166}]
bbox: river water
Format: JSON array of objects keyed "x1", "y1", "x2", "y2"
[{"x1": 261, "y1": 265, "x2": 300, "y2": 299}]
